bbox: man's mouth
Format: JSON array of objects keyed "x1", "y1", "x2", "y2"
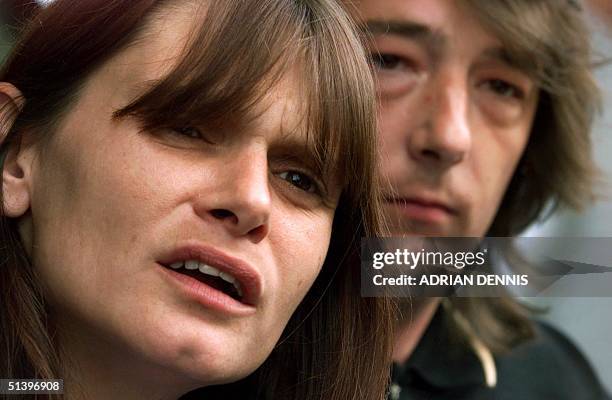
[
  {"x1": 386, "y1": 196, "x2": 456, "y2": 213},
  {"x1": 385, "y1": 196, "x2": 457, "y2": 225}
]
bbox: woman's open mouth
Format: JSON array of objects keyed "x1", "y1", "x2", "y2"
[
  {"x1": 158, "y1": 243, "x2": 263, "y2": 316},
  {"x1": 165, "y1": 260, "x2": 243, "y2": 301}
]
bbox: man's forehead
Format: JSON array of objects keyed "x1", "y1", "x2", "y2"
[
  {"x1": 357, "y1": 0, "x2": 452, "y2": 24},
  {"x1": 359, "y1": 0, "x2": 535, "y2": 67},
  {"x1": 364, "y1": 19, "x2": 446, "y2": 53},
  {"x1": 358, "y1": 0, "x2": 493, "y2": 44}
]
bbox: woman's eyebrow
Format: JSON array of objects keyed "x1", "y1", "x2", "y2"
[
  {"x1": 112, "y1": 79, "x2": 162, "y2": 118},
  {"x1": 268, "y1": 137, "x2": 322, "y2": 170}
]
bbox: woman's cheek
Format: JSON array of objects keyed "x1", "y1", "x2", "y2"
[{"x1": 274, "y1": 211, "x2": 332, "y2": 302}]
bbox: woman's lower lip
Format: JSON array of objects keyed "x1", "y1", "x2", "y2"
[{"x1": 158, "y1": 264, "x2": 257, "y2": 317}]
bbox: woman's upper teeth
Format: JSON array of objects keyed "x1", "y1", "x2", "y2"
[{"x1": 169, "y1": 260, "x2": 242, "y2": 295}]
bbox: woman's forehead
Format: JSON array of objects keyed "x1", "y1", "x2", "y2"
[
  {"x1": 81, "y1": 20, "x2": 310, "y2": 141},
  {"x1": 70, "y1": 0, "x2": 357, "y2": 187},
  {"x1": 98, "y1": 5, "x2": 206, "y2": 97}
]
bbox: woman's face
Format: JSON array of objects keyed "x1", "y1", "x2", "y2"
[{"x1": 16, "y1": 6, "x2": 340, "y2": 391}]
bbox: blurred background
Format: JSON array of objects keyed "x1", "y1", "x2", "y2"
[{"x1": 0, "y1": 0, "x2": 610, "y2": 391}]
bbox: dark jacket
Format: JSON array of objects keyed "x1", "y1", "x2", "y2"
[{"x1": 390, "y1": 308, "x2": 610, "y2": 400}]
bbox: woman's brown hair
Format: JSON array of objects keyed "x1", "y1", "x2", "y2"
[{"x1": 0, "y1": 1, "x2": 393, "y2": 399}]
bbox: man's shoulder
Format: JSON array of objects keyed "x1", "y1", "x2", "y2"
[
  {"x1": 492, "y1": 320, "x2": 609, "y2": 400},
  {"x1": 394, "y1": 312, "x2": 610, "y2": 400}
]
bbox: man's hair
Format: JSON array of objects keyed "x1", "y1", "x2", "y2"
[
  {"x1": 477, "y1": 0, "x2": 601, "y2": 237},
  {"x1": 0, "y1": 1, "x2": 393, "y2": 398},
  {"x1": 452, "y1": 0, "x2": 601, "y2": 353}
]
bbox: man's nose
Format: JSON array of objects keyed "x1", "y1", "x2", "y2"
[
  {"x1": 195, "y1": 150, "x2": 271, "y2": 243},
  {"x1": 408, "y1": 73, "x2": 472, "y2": 169}
]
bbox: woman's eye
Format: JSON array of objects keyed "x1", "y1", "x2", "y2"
[
  {"x1": 167, "y1": 126, "x2": 218, "y2": 145},
  {"x1": 278, "y1": 171, "x2": 318, "y2": 194},
  {"x1": 483, "y1": 79, "x2": 524, "y2": 99},
  {"x1": 174, "y1": 126, "x2": 204, "y2": 139}
]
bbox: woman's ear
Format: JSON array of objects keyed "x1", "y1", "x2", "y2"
[{"x1": 0, "y1": 82, "x2": 31, "y2": 218}]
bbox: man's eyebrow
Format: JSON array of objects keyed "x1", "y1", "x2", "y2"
[
  {"x1": 363, "y1": 19, "x2": 445, "y2": 57},
  {"x1": 481, "y1": 47, "x2": 528, "y2": 71}
]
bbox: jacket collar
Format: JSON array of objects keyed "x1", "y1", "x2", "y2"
[{"x1": 392, "y1": 306, "x2": 487, "y2": 389}]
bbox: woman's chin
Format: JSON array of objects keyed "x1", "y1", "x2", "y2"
[{"x1": 125, "y1": 327, "x2": 267, "y2": 389}]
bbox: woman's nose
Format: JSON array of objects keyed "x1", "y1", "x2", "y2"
[{"x1": 195, "y1": 150, "x2": 271, "y2": 243}]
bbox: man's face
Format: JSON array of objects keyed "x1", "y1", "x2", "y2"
[{"x1": 358, "y1": 0, "x2": 539, "y2": 236}]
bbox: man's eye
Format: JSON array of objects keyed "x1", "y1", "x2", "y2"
[
  {"x1": 278, "y1": 171, "x2": 318, "y2": 194},
  {"x1": 484, "y1": 79, "x2": 524, "y2": 99},
  {"x1": 371, "y1": 53, "x2": 403, "y2": 70}
]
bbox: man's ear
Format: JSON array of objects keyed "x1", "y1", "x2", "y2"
[{"x1": 0, "y1": 82, "x2": 31, "y2": 218}]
